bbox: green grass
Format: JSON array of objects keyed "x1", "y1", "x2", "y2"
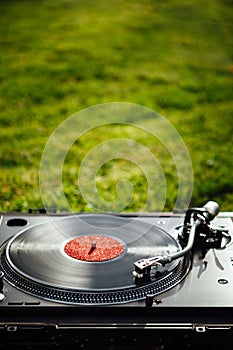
[{"x1": 0, "y1": 0, "x2": 232, "y2": 213}]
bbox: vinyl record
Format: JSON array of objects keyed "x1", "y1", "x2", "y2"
[{"x1": 0, "y1": 214, "x2": 191, "y2": 304}]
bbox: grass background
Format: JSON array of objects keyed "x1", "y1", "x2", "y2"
[{"x1": 0, "y1": 0, "x2": 232, "y2": 213}]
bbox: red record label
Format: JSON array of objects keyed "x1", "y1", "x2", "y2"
[{"x1": 64, "y1": 235, "x2": 124, "y2": 262}]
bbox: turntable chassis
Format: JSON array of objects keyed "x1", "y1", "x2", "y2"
[{"x1": 0, "y1": 211, "x2": 232, "y2": 349}]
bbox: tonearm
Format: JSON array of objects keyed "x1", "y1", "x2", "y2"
[{"x1": 133, "y1": 201, "x2": 231, "y2": 279}]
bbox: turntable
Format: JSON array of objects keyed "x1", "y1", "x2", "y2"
[{"x1": 0, "y1": 201, "x2": 233, "y2": 349}]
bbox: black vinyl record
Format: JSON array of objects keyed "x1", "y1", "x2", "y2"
[{"x1": 0, "y1": 214, "x2": 191, "y2": 304}]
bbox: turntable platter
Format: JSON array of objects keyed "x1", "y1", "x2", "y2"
[{"x1": 0, "y1": 214, "x2": 191, "y2": 304}]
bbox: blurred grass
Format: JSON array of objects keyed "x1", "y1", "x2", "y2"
[{"x1": 0, "y1": 0, "x2": 232, "y2": 212}]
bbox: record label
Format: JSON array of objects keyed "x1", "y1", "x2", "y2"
[{"x1": 64, "y1": 235, "x2": 125, "y2": 262}]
